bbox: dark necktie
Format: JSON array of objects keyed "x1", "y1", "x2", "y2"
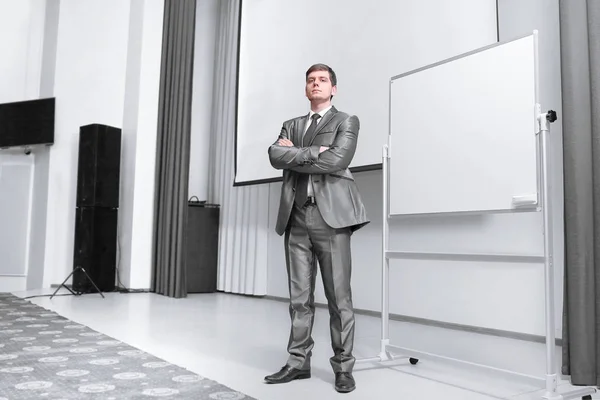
[{"x1": 295, "y1": 113, "x2": 321, "y2": 207}]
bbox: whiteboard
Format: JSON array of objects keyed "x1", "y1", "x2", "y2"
[{"x1": 389, "y1": 33, "x2": 539, "y2": 216}]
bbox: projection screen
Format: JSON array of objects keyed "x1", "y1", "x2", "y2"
[{"x1": 235, "y1": 0, "x2": 498, "y2": 185}]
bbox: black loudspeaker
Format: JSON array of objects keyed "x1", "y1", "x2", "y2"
[
  {"x1": 76, "y1": 124, "x2": 121, "y2": 208},
  {"x1": 73, "y1": 207, "x2": 118, "y2": 293},
  {"x1": 72, "y1": 123, "x2": 121, "y2": 293}
]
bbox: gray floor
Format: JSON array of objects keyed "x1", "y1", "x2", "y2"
[{"x1": 10, "y1": 289, "x2": 598, "y2": 400}]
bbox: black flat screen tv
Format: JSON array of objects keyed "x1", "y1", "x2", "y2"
[{"x1": 0, "y1": 97, "x2": 55, "y2": 148}]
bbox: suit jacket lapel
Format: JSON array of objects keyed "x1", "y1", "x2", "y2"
[
  {"x1": 293, "y1": 115, "x2": 308, "y2": 145},
  {"x1": 307, "y1": 106, "x2": 337, "y2": 146}
]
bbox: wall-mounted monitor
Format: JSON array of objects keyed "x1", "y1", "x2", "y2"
[{"x1": 0, "y1": 97, "x2": 55, "y2": 148}]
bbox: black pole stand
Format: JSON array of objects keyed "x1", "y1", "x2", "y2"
[{"x1": 49, "y1": 266, "x2": 105, "y2": 300}]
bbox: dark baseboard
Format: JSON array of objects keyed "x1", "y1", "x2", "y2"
[{"x1": 262, "y1": 295, "x2": 562, "y2": 346}]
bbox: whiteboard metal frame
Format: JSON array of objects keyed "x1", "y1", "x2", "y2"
[{"x1": 355, "y1": 31, "x2": 597, "y2": 400}]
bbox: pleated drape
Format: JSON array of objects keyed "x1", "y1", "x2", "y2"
[
  {"x1": 559, "y1": 0, "x2": 600, "y2": 386},
  {"x1": 151, "y1": 0, "x2": 197, "y2": 298},
  {"x1": 207, "y1": 0, "x2": 268, "y2": 295}
]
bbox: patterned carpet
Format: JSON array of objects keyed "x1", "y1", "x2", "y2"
[{"x1": 0, "y1": 293, "x2": 255, "y2": 399}]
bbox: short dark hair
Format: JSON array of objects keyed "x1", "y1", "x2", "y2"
[{"x1": 306, "y1": 63, "x2": 337, "y2": 87}]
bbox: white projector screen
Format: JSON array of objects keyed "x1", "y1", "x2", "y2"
[
  {"x1": 235, "y1": 0, "x2": 498, "y2": 185},
  {"x1": 389, "y1": 33, "x2": 539, "y2": 215}
]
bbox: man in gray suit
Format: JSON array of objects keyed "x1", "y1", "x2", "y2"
[{"x1": 265, "y1": 63, "x2": 369, "y2": 393}]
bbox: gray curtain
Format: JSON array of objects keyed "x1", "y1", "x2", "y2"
[
  {"x1": 207, "y1": 0, "x2": 269, "y2": 295},
  {"x1": 560, "y1": 0, "x2": 600, "y2": 385},
  {"x1": 151, "y1": 0, "x2": 196, "y2": 298}
]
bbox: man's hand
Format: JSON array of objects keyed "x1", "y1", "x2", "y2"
[
  {"x1": 277, "y1": 138, "x2": 294, "y2": 147},
  {"x1": 319, "y1": 146, "x2": 329, "y2": 153}
]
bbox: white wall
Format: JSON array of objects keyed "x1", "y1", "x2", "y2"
[
  {"x1": 128, "y1": 0, "x2": 165, "y2": 289},
  {"x1": 0, "y1": 152, "x2": 35, "y2": 292},
  {"x1": 117, "y1": 0, "x2": 145, "y2": 288},
  {"x1": 0, "y1": 0, "x2": 184, "y2": 291},
  {"x1": 3, "y1": 0, "x2": 213, "y2": 291},
  {"x1": 0, "y1": 0, "x2": 46, "y2": 103},
  {"x1": 267, "y1": 0, "x2": 564, "y2": 340},
  {"x1": 42, "y1": 0, "x2": 164, "y2": 290},
  {"x1": 118, "y1": 0, "x2": 165, "y2": 289},
  {"x1": 497, "y1": 0, "x2": 564, "y2": 339},
  {"x1": 39, "y1": 0, "x2": 59, "y2": 100},
  {"x1": 27, "y1": 0, "x2": 61, "y2": 292},
  {"x1": 188, "y1": 0, "x2": 219, "y2": 201},
  {"x1": 0, "y1": 0, "x2": 48, "y2": 292},
  {"x1": 42, "y1": 0, "x2": 132, "y2": 288},
  {"x1": 27, "y1": 146, "x2": 49, "y2": 291},
  {"x1": 0, "y1": 0, "x2": 31, "y2": 102}
]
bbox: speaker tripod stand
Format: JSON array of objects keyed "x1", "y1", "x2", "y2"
[{"x1": 50, "y1": 266, "x2": 105, "y2": 300}]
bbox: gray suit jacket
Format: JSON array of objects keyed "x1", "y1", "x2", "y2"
[{"x1": 268, "y1": 106, "x2": 370, "y2": 236}]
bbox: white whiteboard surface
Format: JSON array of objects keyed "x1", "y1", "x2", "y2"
[
  {"x1": 236, "y1": 0, "x2": 498, "y2": 184},
  {"x1": 389, "y1": 34, "x2": 539, "y2": 216}
]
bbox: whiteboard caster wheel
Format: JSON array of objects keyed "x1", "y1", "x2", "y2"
[{"x1": 409, "y1": 358, "x2": 419, "y2": 365}]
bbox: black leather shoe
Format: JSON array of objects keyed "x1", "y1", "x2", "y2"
[
  {"x1": 335, "y1": 372, "x2": 356, "y2": 393},
  {"x1": 264, "y1": 365, "x2": 311, "y2": 384}
]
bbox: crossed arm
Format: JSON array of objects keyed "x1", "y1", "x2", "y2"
[{"x1": 268, "y1": 115, "x2": 359, "y2": 174}]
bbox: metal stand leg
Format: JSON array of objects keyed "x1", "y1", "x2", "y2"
[
  {"x1": 49, "y1": 266, "x2": 105, "y2": 300},
  {"x1": 379, "y1": 144, "x2": 392, "y2": 362},
  {"x1": 77, "y1": 267, "x2": 105, "y2": 298},
  {"x1": 49, "y1": 271, "x2": 78, "y2": 299},
  {"x1": 537, "y1": 109, "x2": 595, "y2": 400},
  {"x1": 355, "y1": 143, "x2": 410, "y2": 366},
  {"x1": 538, "y1": 109, "x2": 560, "y2": 400}
]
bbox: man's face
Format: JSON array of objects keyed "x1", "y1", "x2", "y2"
[{"x1": 305, "y1": 70, "x2": 337, "y2": 102}]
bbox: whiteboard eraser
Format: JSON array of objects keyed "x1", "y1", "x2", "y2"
[{"x1": 512, "y1": 194, "x2": 538, "y2": 208}]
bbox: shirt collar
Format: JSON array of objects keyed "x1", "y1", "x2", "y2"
[{"x1": 308, "y1": 105, "x2": 332, "y2": 120}]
